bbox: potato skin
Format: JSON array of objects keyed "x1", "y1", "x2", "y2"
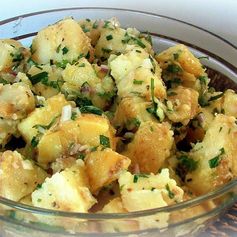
[
  {"x1": 186, "y1": 114, "x2": 237, "y2": 195},
  {"x1": 0, "y1": 151, "x2": 47, "y2": 201},
  {"x1": 32, "y1": 161, "x2": 96, "y2": 212},
  {"x1": 85, "y1": 148, "x2": 131, "y2": 194},
  {"x1": 31, "y1": 18, "x2": 91, "y2": 64},
  {"x1": 37, "y1": 114, "x2": 116, "y2": 164},
  {"x1": 124, "y1": 121, "x2": 174, "y2": 173}
]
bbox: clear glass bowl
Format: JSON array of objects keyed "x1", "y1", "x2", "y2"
[{"x1": 0, "y1": 7, "x2": 237, "y2": 237}]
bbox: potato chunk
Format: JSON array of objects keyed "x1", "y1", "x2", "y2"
[
  {"x1": 0, "y1": 151, "x2": 47, "y2": 201},
  {"x1": 118, "y1": 169, "x2": 183, "y2": 228},
  {"x1": 156, "y1": 44, "x2": 206, "y2": 88},
  {"x1": 27, "y1": 64, "x2": 63, "y2": 98},
  {"x1": 37, "y1": 114, "x2": 116, "y2": 164},
  {"x1": 113, "y1": 96, "x2": 155, "y2": 130},
  {"x1": 61, "y1": 58, "x2": 115, "y2": 109},
  {"x1": 95, "y1": 25, "x2": 152, "y2": 59},
  {"x1": 31, "y1": 18, "x2": 91, "y2": 64},
  {"x1": 0, "y1": 83, "x2": 35, "y2": 120},
  {"x1": 32, "y1": 161, "x2": 96, "y2": 212},
  {"x1": 85, "y1": 148, "x2": 131, "y2": 194},
  {"x1": 18, "y1": 94, "x2": 69, "y2": 144},
  {"x1": 186, "y1": 114, "x2": 237, "y2": 195},
  {"x1": 166, "y1": 86, "x2": 199, "y2": 125},
  {"x1": 0, "y1": 39, "x2": 22, "y2": 72},
  {"x1": 109, "y1": 46, "x2": 166, "y2": 100},
  {"x1": 124, "y1": 121, "x2": 174, "y2": 173}
]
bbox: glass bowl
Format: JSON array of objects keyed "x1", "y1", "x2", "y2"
[{"x1": 0, "y1": 7, "x2": 237, "y2": 237}]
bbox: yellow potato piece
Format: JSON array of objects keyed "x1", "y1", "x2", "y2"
[
  {"x1": 31, "y1": 18, "x2": 91, "y2": 64},
  {"x1": 37, "y1": 114, "x2": 116, "y2": 164},
  {"x1": 186, "y1": 114, "x2": 237, "y2": 195},
  {"x1": 85, "y1": 148, "x2": 131, "y2": 194},
  {"x1": 124, "y1": 121, "x2": 174, "y2": 173},
  {"x1": 18, "y1": 93, "x2": 69, "y2": 144},
  {"x1": 32, "y1": 161, "x2": 96, "y2": 212},
  {"x1": 0, "y1": 150, "x2": 47, "y2": 201}
]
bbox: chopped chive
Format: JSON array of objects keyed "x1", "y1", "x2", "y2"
[
  {"x1": 133, "y1": 79, "x2": 144, "y2": 85},
  {"x1": 99, "y1": 135, "x2": 110, "y2": 148},
  {"x1": 106, "y1": 35, "x2": 113, "y2": 41},
  {"x1": 209, "y1": 148, "x2": 225, "y2": 168},
  {"x1": 28, "y1": 71, "x2": 48, "y2": 85},
  {"x1": 62, "y1": 47, "x2": 69, "y2": 55},
  {"x1": 166, "y1": 184, "x2": 175, "y2": 199}
]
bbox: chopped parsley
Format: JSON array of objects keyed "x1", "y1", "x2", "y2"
[
  {"x1": 77, "y1": 153, "x2": 86, "y2": 160},
  {"x1": 10, "y1": 51, "x2": 24, "y2": 62},
  {"x1": 97, "y1": 91, "x2": 116, "y2": 100},
  {"x1": 208, "y1": 92, "x2": 224, "y2": 102},
  {"x1": 176, "y1": 155, "x2": 198, "y2": 182},
  {"x1": 102, "y1": 48, "x2": 112, "y2": 54},
  {"x1": 198, "y1": 76, "x2": 208, "y2": 85},
  {"x1": 28, "y1": 71, "x2": 48, "y2": 85},
  {"x1": 146, "y1": 78, "x2": 164, "y2": 121},
  {"x1": 166, "y1": 184, "x2": 175, "y2": 199},
  {"x1": 99, "y1": 135, "x2": 110, "y2": 148},
  {"x1": 103, "y1": 20, "x2": 110, "y2": 28},
  {"x1": 71, "y1": 112, "x2": 77, "y2": 120},
  {"x1": 36, "y1": 183, "x2": 42, "y2": 189},
  {"x1": 133, "y1": 174, "x2": 149, "y2": 183},
  {"x1": 133, "y1": 79, "x2": 144, "y2": 85},
  {"x1": 106, "y1": 35, "x2": 113, "y2": 41},
  {"x1": 80, "y1": 105, "x2": 103, "y2": 115},
  {"x1": 166, "y1": 64, "x2": 182, "y2": 73},
  {"x1": 33, "y1": 116, "x2": 59, "y2": 131},
  {"x1": 31, "y1": 136, "x2": 40, "y2": 148},
  {"x1": 81, "y1": 25, "x2": 90, "y2": 33},
  {"x1": 55, "y1": 59, "x2": 70, "y2": 69},
  {"x1": 78, "y1": 63, "x2": 85, "y2": 67},
  {"x1": 92, "y1": 20, "x2": 99, "y2": 29},
  {"x1": 0, "y1": 78, "x2": 8, "y2": 85},
  {"x1": 173, "y1": 53, "x2": 179, "y2": 60},
  {"x1": 209, "y1": 147, "x2": 225, "y2": 168},
  {"x1": 62, "y1": 47, "x2": 69, "y2": 55}
]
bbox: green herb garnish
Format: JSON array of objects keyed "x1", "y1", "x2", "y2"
[
  {"x1": 102, "y1": 48, "x2": 112, "y2": 54},
  {"x1": 28, "y1": 71, "x2": 48, "y2": 85},
  {"x1": 209, "y1": 148, "x2": 225, "y2": 168},
  {"x1": 173, "y1": 53, "x2": 179, "y2": 60},
  {"x1": 133, "y1": 79, "x2": 144, "y2": 85},
  {"x1": 166, "y1": 64, "x2": 182, "y2": 73},
  {"x1": 99, "y1": 135, "x2": 110, "y2": 148},
  {"x1": 106, "y1": 35, "x2": 113, "y2": 41},
  {"x1": 133, "y1": 174, "x2": 149, "y2": 183},
  {"x1": 62, "y1": 47, "x2": 69, "y2": 55},
  {"x1": 31, "y1": 136, "x2": 39, "y2": 147},
  {"x1": 166, "y1": 184, "x2": 175, "y2": 199},
  {"x1": 80, "y1": 105, "x2": 103, "y2": 115}
]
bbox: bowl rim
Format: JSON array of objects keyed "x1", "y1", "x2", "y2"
[
  {"x1": 0, "y1": 7, "x2": 237, "y2": 220},
  {"x1": 0, "y1": 7, "x2": 237, "y2": 50}
]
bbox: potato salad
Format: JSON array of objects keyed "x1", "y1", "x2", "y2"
[{"x1": 0, "y1": 17, "x2": 237, "y2": 219}]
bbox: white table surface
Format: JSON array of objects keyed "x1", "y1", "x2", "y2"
[{"x1": 1, "y1": 0, "x2": 237, "y2": 47}]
